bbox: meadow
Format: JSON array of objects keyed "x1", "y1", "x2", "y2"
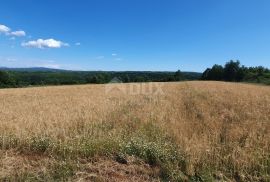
[{"x1": 0, "y1": 81, "x2": 269, "y2": 181}]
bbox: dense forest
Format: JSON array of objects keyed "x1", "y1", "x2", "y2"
[
  {"x1": 0, "y1": 68, "x2": 201, "y2": 88},
  {"x1": 202, "y1": 60, "x2": 270, "y2": 85}
]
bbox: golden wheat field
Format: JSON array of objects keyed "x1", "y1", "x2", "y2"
[{"x1": 0, "y1": 81, "x2": 269, "y2": 181}]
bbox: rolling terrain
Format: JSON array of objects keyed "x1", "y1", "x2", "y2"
[{"x1": 0, "y1": 81, "x2": 269, "y2": 181}]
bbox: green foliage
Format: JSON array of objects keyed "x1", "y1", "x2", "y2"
[
  {"x1": 224, "y1": 60, "x2": 241, "y2": 81},
  {"x1": 50, "y1": 161, "x2": 75, "y2": 180},
  {"x1": 120, "y1": 122, "x2": 188, "y2": 181},
  {"x1": 202, "y1": 60, "x2": 270, "y2": 84},
  {"x1": 29, "y1": 137, "x2": 52, "y2": 153},
  {"x1": 0, "y1": 71, "x2": 15, "y2": 87},
  {"x1": 0, "y1": 71, "x2": 10, "y2": 84},
  {"x1": 174, "y1": 70, "x2": 184, "y2": 81},
  {"x1": 0, "y1": 69, "x2": 201, "y2": 88},
  {"x1": 0, "y1": 134, "x2": 19, "y2": 149},
  {"x1": 202, "y1": 64, "x2": 224, "y2": 81}
]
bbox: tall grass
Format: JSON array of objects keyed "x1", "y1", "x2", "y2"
[{"x1": 0, "y1": 81, "x2": 269, "y2": 181}]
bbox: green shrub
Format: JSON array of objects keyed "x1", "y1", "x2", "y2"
[{"x1": 29, "y1": 137, "x2": 52, "y2": 153}]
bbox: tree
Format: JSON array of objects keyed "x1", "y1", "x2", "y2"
[
  {"x1": 224, "y1": 60, "x2": 241, "y2": 81},
  {"x1": 209, "y1": 64, "x2": 224, "y2": 80},
  {"x1": 201, "y1": 68, "x2": 211, "y2": 80},
  {"x1": 202, "y1": 60, "x2": 270, "y2": 83},
  {"x1": 0, "y1": 71, "x2": 13, "y2": 86},
  {"x1": 122, "y1": 74, "x2": 130, "y2": 83},
  {"x1": 174, "y1": 70, "x2": 184, "y2": 81},
  {"x1": 256, "y1": 66, "x2": 267, "y2": 76},
  {"x1": 236, "y1": 66, "x2": 246, "y2": 81},
  {"x1": 29, "y1": 74, "x2": 43, "y2": 85},
  {"x1": 201, "y1": 65, "x2": 224, "y2": 80}
]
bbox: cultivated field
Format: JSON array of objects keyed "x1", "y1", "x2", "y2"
[{"x1": 0, "y1": 81, "x2": 269, "y2": 181}]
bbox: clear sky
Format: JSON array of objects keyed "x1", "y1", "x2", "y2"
[{"x1": 0, "y1": 0, "x2": 270, "y2": 72}]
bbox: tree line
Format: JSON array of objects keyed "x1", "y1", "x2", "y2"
[
  {"x1": 0, "y1": 69, "x2": 201, "y2": 88},
  {"x1": 2, "y1": 61, "x2": 268, "y2": 88},
  {"x1": 201, "y1": 60, "x2": 270, "y2": 84}
]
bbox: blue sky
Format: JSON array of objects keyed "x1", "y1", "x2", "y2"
[{"x1": 0, "y1": 0, "x2": 270, "y2": 72}]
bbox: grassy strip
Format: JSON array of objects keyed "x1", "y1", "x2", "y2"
[
  {"x1": 1, "y1": 120, "x2": 269, "y2": 181},
  {"x1": 0, "y1": 122, "x2": 189, "y2": 181}
]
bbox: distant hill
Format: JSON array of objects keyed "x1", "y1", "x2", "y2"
[
  {"x1": 0, "y1": 67, "x2": 201, "y2": 76},
  {"x1": 0, "y1": 67, "x2": 202, "y2": 88},
  {"x1": 0, "y1": 67, "x2": 68, "y2": 72}
]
